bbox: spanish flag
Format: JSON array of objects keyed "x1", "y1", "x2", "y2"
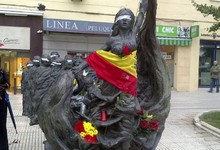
[{"x1": 85, "y1": 50, "x2": 137, "y2": 96}]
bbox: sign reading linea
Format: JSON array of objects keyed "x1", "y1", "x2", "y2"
[
  {"x1": 44, "y1": 18, "x2": 113, "y2": 35},
  {"x1": 0, "y1": 26, "x2": 30, "y2": 50}
]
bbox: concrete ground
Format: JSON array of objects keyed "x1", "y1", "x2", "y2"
[{"x1": 6, "y1": 88, "x2": 220, "y2": 150}]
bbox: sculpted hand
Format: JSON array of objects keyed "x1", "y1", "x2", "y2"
[{"x1": 140, "y1": 0, "x2": 148, "y2": 12}]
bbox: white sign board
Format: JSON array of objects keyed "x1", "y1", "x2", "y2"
[
  {"x1": 0, "y1": 26, "x2": 30, "y2": 50},
  {"x1": 161, "y1": 52, "x2": 172, "y2": 60}
]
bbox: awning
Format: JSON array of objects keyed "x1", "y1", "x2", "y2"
[{"x1": 158, "y1": 37, "x2": 192, "y2": 46}]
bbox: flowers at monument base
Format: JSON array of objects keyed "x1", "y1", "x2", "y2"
[
  {"x1": 138, "y1": 110, "x2": 159, "y2": 137},
  {"x1": 74, "y1": 120, "x2": 98, "y2": 144}
]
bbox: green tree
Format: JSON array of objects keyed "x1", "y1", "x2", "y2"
[{"x1": 192, "y1": 0, "x2": 220, "y2": 32}]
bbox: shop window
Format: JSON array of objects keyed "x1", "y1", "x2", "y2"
[
  {"x1": 199, "y1": 40, "x2": 220, "y2": 86},
  {"x1": 0, "y1": 50, "x2": 30, "y2": 92}
]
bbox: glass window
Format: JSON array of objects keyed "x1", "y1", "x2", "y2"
[
  {"x1": 199, "y1": 40, "x2": 220, "y2": 86},
  {"x1": 199, "y1": 45, "x2": 214, "y2": 86}
]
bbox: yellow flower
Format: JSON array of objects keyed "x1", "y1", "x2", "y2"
[
  {"x1": 88, "y1": 130, "x2": 94, "y2": 136},
  {"x1": 147, "y1": 115, "x2": 153, "y2": 119},
  {"x1": 93, "y1": 129, "x2": 98, "y2": 135},
  {"x1": 83, "y1": 122, "x2": 92, "y2": 132},
  {"x1": 80, "y1": 132, "x2": 86, "y2": 137},
  {"x1": 82, "y1": 121, "x2": 98, "y2": 136}
]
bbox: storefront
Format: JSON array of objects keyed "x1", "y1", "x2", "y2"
[
  {"x1": 199, "y1": 22, "x2": 220, "y2": 87},
  {"x1": 199, "y1": 40, "x2": 220, "y2": 86},
  {"x1": 0, "y1": 26, "x2": 31, "y2": 91},
  {"x1": 0, "y1": 10, "x2": 43, "y2": 91},
  {"x1": 43, "y1": 18, "x2": 112, "y2": 57},
  {"x1": 156, "y1": 25, "x2": 194, "y2": 87}
]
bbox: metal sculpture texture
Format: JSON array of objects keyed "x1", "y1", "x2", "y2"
[{"x1": 22, "y1": 0, "x2": 170, "y2": 149}]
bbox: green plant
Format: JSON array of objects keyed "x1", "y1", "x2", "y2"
[
  {"x1": 200, "y1": 111, "x2": 220, "y2": 129},
  {"x1": 192, "y1": 0, "x2": 220, "y2": 32}
]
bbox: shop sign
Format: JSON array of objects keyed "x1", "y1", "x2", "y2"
[
  {"x1": 0, "y1": 26, "x2": 30, "y2": 50},
  {"x1": 190, "y1": 25, "x2": 199, "y2": 38},
  {"x1": 44, "y1": 19, "x2": 193, "y2": 39},
  {"x1": 177, "y1": 26, "x2": 190, "y2": 38},
  {"x1": 161, "y1": 52, "x2": 172, "y2": 60},
  {"x1": 156, "y1": 25, "x2": 178, "y2": 37},
  {"x1": 44, "y1": 19, "x2": 113, "y2": 35},
  {"x1": 201, "y1": 33, "x2": 220, "y2": 39},
  {"x1": 156, "y1": 25, "x2": 190, "y2": 38}
]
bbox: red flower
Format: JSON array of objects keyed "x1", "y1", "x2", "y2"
[
  {"x1": 0, "y1": 43, "x2": 4, "y2": 47},
  {"x1": 84, "y1": 135, "x2": 97, "y2": 144},
  {"x1": 123, "y1": 45, "x2": 132, "y2": 55},
  {"x1": 74, "y1": 120, "x2": 85, "y2": 133},
  {"x1": 138, "y1": 107, "x2": 144, "y2": 115},
  {"x1": 149, "y1": 119, "x2": 159, "y2": 131},
  {"x1": 140, "y1": 121, "x2": 150, "y2": 129}
]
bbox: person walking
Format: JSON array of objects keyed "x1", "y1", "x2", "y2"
[
  {"x1": 0, "y1": 69, "x2": 10, "y2": 150},
  {"x1": 208, "y1": 60, "x2": 220, "y2": 93}
]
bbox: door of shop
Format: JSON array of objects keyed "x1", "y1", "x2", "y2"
[
  {"x1": 160, "y1": 45, "x2": 175, "y2": 87},
  {"x1": 199, "y1": 40, "x2": 220, "y2": 86},
  {"x1": 0, "y1": 50, "x2": 30, "y2": 92}
]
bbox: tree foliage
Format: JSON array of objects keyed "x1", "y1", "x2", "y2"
[{"x1": 192, "y1": 0, "x2": 220, "y2": 32}]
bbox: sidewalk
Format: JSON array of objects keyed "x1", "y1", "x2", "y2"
[{"x1": 6, "y1": 88, "x2": 220, "y2": 150}]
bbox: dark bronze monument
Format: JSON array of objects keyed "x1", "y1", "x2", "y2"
[{"x1": 21, "y1": 0, "x2": 171, "y2": 149}]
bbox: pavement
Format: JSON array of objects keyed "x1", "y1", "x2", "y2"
[{"x1": 6, "y1": 88, "x2": 220, "y2": 150}]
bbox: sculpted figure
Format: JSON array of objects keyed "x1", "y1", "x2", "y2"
[
  {"x1": 50, "y1": 51, "x2": 60, "y2": 62},
  {"x1": 29, "y1": 56, "x2": 41, "y2": 122},
  {"x1": 73, "y1": 53, "x2": 84, "y2": 66},
  {"x1": 30, "y1": 54, "x2": 52, "y2": 125},
  {"x1": 35, "y1": 0, "x2": 170, "y2": 150},
  {"x1": 64, "y1": 55, "x2": 74, "y2": 70},
  {"x1": 69, "y1": 1, "x2": 150, "y2": 149},
  {"x1": 21, "y1": 60, "x2": 33, "y2": 117},
  {"x1": 38, "y1": 55, "x2": 77, "y2": 150},
  {"x1": 135, "y1": 0, "x2": 171, "y2": 149}
]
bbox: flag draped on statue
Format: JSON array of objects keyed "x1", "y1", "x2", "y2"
[{"x1": 85, "y1": 50, "x2": 137, "y2": 96}]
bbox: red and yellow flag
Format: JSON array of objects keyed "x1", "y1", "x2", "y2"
[{"x1": 86, "y1": 50, "x2": 137, "y2": 96}]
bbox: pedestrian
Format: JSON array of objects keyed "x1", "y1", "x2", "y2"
[
  {"x1": 0, "y1": 69, "x2": 10, "y2": 150},
  {"x1": 208, "y1": 60, "x2": 220, "y2": 93}
]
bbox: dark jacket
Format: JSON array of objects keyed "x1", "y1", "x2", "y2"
[
  {"x1": 210, "y1": 64, "x2": 220, "y2": 79},
  {"x1": 0, "y1": 69, "x2": 10, "y2": 94}
]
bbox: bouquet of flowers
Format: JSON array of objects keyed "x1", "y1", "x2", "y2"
[
  {"x1": 138, "y1": 109, "x2": 159, "y2": 137},
  {"x1": 74, "y1": 120, "x2": 98, "y2": 144}
]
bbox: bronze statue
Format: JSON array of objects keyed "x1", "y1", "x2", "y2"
[
  {"x1": 28, "y1": 56, "x2": 41, "y2": 124},
  {"x1": 30, "y1": 54, "x2": 52, "y2": 125},
  {"x1": 21, "y1": 60, "x2": 33, "y2": 117},
  {"x1": 28, "y1": 0, "x2": 170, "y2": 149}
]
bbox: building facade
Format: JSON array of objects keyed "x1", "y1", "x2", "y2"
[{"x1": 0, "y1": 0, "x2": 219, "y2": 91}]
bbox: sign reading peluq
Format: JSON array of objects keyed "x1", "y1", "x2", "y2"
[{"x1": 0, "y1": 26, "x2": 30, "y2": 50}]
